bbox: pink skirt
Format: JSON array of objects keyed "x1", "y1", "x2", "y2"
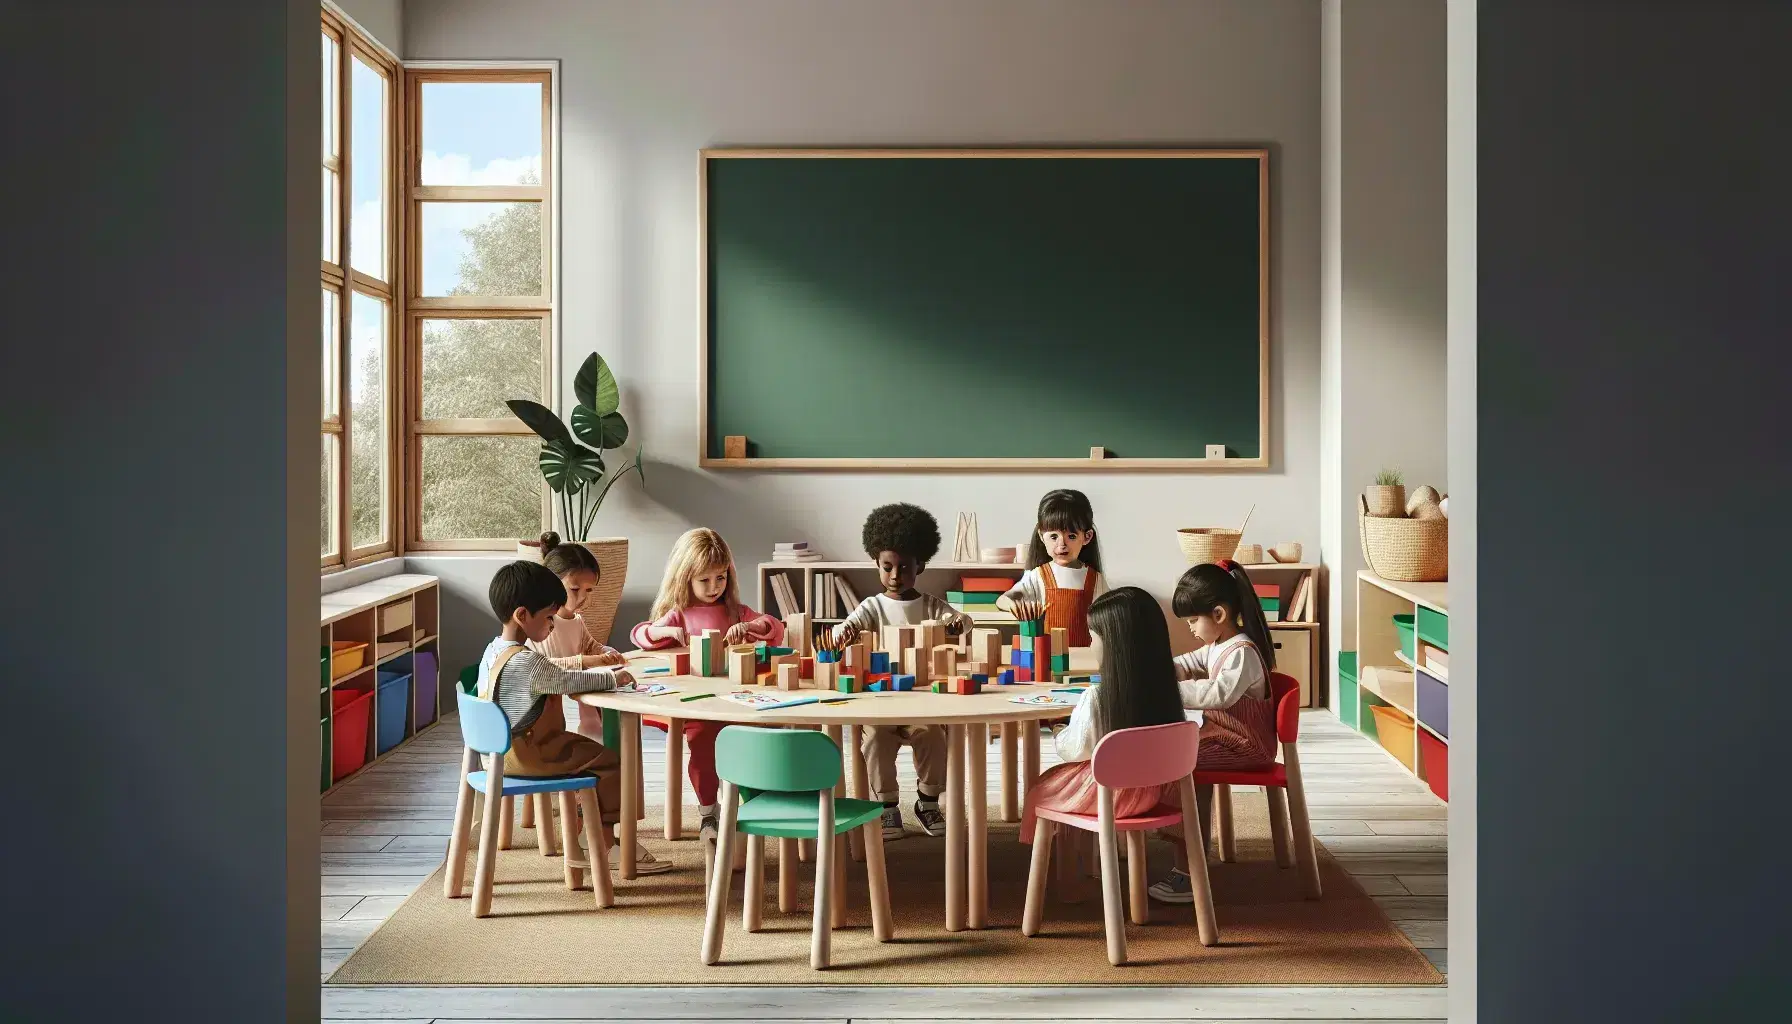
[{"x1": 1019, "y1": 761, "x2": 1169, "y2": 843}]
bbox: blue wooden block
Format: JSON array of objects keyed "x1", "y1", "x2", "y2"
[
  {"x1": 892, "y1": 674, "x2": 915, "y2": 691},
  {"x1": 1012, "y1": 649, "x2": 1034, "y2": 669},
  {"x1": 816, "y1": 649, "x2": 839, "y2": 664},
  {"x1": 971, "y1": 673, "x2": 988, "y2": 684},
  {"x1": 869, "y1": 651, "x2": 890, "y2": 674},
  {"x1": 998, "y1": 669, "x2": 1016, "y2": 685},
  {"x1": 867, "y1": 681, "x2": 887, "y2": 692}
]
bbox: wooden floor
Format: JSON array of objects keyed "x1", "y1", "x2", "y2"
[{"x1": 320, "y1": 708, "x2": 1448, "y2": 1022}]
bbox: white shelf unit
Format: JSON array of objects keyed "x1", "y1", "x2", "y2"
[
  {"x1": 321, "y1": 574, "x2": 442, "y2": 793},
  {"x1": 756, "y1": 560, "x2": 1029, "y2": 642}
]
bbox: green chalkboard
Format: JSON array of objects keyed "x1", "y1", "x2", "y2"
[{"x1": 702, "y1": 150, "x2": 1267, "y2": 467}]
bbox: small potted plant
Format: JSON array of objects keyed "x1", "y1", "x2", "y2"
[
  {"x1": 1365, "y1": 468, "x2": 1406, "y2": 518},
  {"x1": 507, "y1": 352, "x2": 645, "y2": 646}
]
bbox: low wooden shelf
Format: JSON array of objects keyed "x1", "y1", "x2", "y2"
[
  {"x1": 321, "y1": 573, "x2": 442, "y2": 794},
  {"x1": 1348, "y1": 570, "x2": 1447, "y2": 800}
]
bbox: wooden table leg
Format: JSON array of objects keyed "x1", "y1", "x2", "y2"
[
  {"x1": 664, "y1": 716, "x2": 684, "y2": 841},
  {"x1": 618, "y1": 712, "x2": 639, "y2": 880},
  {"x1": 967, "y1": 722, "x2": 989, "y2": 929},
  {"x1": 999, "y1": 721, "x2": 1019, "y2": 822},
  {"x1": 944, "y1": 723, "x2": 966, "y2": 932},
  {"x1": 845, "y1": 724, "x2": 865, "y2": 862}
]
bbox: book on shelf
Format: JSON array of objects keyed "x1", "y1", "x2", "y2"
[
  {"x1": 833, "y1": 573, "x2": 861, "y2": 612},
  {"x1": 775, "y1": 541, "x2": 809, "y2": 552},
  {"x1": 768, "y1": 573, "x2": 801, "y2": 617},
  {"x1": 1421, "y1": 644, "x2": 1449, "y2": 680},
  {"x1": 1285, "y1": 574, "x2": 1313, "y2": 623}
]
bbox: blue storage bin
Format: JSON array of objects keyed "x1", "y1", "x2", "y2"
[
  {"x1": 375, "y1": 669, "x2": 411, "y2": 754},
  {"x1": 1416, "y1": 667, "x2": 1448, "y2": 739}
]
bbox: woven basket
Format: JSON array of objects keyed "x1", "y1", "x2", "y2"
[
  {"x1": 1365, "y1": 484, "x2": 1407, "y2": 518},
  {"x1": 515, "y1": 536, "x2": 631, "y2": 646},
  {"x1": 1358, "y1": 495, "x2": 1447, "y2": 581},
  {"x1": 1177, "y1": 527, "x2": 1242, "y2": 566}
]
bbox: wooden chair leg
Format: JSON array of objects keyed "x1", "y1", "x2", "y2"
[
  {"x1": 1215, "y1": 783, "x2": 1236, "y2": 862},
  {"x1": 1000, "y1": 721, "x2": 1019, "y2": 822},
  {"x1": 743, "y1": 834, "x2": 765, "y2": 932},
  {"x1": 830, "y1": 831, "x2": 847, "y2": 928},
  {"x1": 559, "y1": 791, "x2": 584, "y2": 889},
  {"x1": 1125, "y1": 830, "x2": 1149, "y2": 925},
  {"x1": 701, "y1": 782, "x2": 742, "y2": 965},
  {"x1": 1265, "y1": 786, "x2": 1294, "y2": 868},
  {"x1": 1053, "y1": 822, "x2": 1079, "y2": 901},
  {"x1": 444, "y1": 747, "x2": 478, "y2": 899},
  {"x1": 811, "y1": 790, "x2": 835, "y2": 970},
  {"x1": 799, "y1": 837, "x2": 813, "y2": 862},
  {"x1": 863, "y1": 820, "x2": 893, "y2": 941},
  {"x1": 1095, "y1": 789, "x2": 1127, "y2": 966},
  {"x1": 519, "y1": 790, "x2": 534, "y2": 829},
  {"x1": 1283, "y1": 749, "x2": 1323, "y2": 899},
  {"x1": 576, "y1": 788, "x2": 613, "y2": 907},
  {"x1": 498, "y1": 795, "x2": 514, "y2": 849},
  {"x1": 1178, "y1": 776, "x2": 1219, "y2": 945},
  {"x1": 778, "y1": 838, "x2": 797, "y2": 913},
  {"x1": 535, "y1": 793, "x2": 558, "y2": 856},
  {"x1": 1021, "y1": 817, "x2": 1054, "y2": 936},
  {"x1": 470, "y1": 759, "x2": 507, "y2": 918}
]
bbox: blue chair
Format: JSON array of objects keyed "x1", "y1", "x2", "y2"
[
  {"x1": 444, "y1": 692, "x2": 614, "y2": 916},
  {"x1": 701, "y1": 726, "x2": 892, "y2": 969}
]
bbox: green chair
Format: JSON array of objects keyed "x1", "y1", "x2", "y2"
[{"x1": 702, "y1": 726, "x2": 893, "y2": 969}]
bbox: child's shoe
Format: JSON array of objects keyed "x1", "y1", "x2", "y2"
[
  {"x1": 699, "y1": 808, "x2": 719, "y2": 843},
  {"x1": 880, "y1": 805, "x2": 906, "y2": 840},
  {"x1": 578, "y1": 832, "x2": 675, "y2": 874},
  {"x1": 912, "y1": 797, "x2": 945, "y2": 837},
  {"x1": 1147, "y1": 866, "x2": 1194, "y2": 904}
]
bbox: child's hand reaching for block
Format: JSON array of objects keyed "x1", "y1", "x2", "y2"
[
  {"x1": 723, "y1": 621, "x2": 752, "y2": 645},
  {"x1": 649, "y1": 623, "x2": 688, "y2": 645},
  {"x1": 583, "y1": 650, "x2": 627, "y2": 669}
]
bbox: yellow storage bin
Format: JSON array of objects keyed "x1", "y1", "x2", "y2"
[
  {"x1": 1369, "y1": 703, "x2": 1418, "y2": 772},
  {"x1": 330, "y1": 640, "x2": 369, "y2": 679}
]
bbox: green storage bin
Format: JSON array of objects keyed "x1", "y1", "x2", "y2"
[
  {"x1": 1393, "y1": 613, "x2": 1417, "y2": 661},
  {"x1": 1337, "y1": 651, "x2": 1359, "y2": 726},
  {"x1": 1418, "y1": 606, "x2": 1449, "y2": 650}
]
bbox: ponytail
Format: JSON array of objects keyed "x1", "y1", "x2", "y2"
[
  {"x1": 538, "y1": 531, "x2": 601, "y2": 579},
  {"x1": 1171, "y1": 559, "x2": 1276, "y2": 669}
]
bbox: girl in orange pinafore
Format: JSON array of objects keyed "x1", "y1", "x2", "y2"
[
  {"x1": 1020, "y1": 587, "x2": 1186, "y2": 843},
  {"x1": 996, "y1": 488, "x2": 1108, "y2": 647},
  {"x1": 1147, "y1": 558, "x2": 1280, "y2": 904}
]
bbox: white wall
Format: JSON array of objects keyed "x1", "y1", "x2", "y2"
[
  {"x1": 1319, "y1": 0, "x2": 1447, "y2": 703},
  {"x1": 329, "y1": 0, "x2": 403, "y2": 55},
  {"x1": 403, "y1": 0, "x2": 1322, "y2": 663}
]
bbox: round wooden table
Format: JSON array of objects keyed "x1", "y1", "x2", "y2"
[{"x1": 577, "y1": 649, "x2": 1095, "y2": 931}]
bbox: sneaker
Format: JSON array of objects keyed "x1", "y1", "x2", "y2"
[
  {"x1": 880, "y1": 805, "x2": 906, "y2": 841},
  {"x1": 912, "y1": 798, "x2": 945, "y2": 838},
  {"x1": 699, "y1": 811, "x2": 719, "y2": 842},
  {"x1": 1147, "y1": 867, "x2": 1194, "y2": 904}
]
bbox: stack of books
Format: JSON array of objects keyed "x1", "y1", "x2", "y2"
[
  {"x1": 812, "y1": 571, "x2": 861, "y2": 619},
  {"x1": 772, "y1": 541, "x2": 824, "y2": 562},
  {"x1": 946, "y1": 575, "x2": 1010, "y2": 614},
  {"x1": 1255, "y1": 582, "x2": 1282, "y2": 623}
]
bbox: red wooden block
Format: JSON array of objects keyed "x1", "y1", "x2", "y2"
[
  {"x1": 1016, "y1": 666, "x2": 1033, "y2": 683},
  {"x1": 800, "y1": 655, "x2": 815, "y2": 680},
  {"x1": 671, "y1": 651, "x2": 690, "y2": 675}
]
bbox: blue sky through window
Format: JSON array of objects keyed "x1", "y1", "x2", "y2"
[{"x1": 417, "y1": 81, "x2": 544, "y2": 295}]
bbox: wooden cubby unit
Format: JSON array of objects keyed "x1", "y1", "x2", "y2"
[
  {"x1": 1348, "y1": 570, "x2": 1448, "y2": 800},
  {"x1": 320, "y1": 574, "x2": 442, "y2": 794}
]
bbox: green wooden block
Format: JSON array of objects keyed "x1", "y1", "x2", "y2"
[
  {"x1": 1050, "y1": 654, "x2": 1069, "y2": 670},
  {"x1": 836, "y1": 674, "x2": 856, "y2": 693},
  {"x1": 1018, "y1": 619, "x2": 1043, "y2": 637}
]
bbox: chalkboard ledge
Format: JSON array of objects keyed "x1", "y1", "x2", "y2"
[{"x1": 700, "y1": 456, "x2": 1269, "y2": 471}]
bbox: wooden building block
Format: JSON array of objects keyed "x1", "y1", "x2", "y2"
[
  {"x1": 971, "y1": 628, "x2": 1001, "y2": 671},
  {"x1": 729, "y1": 649, "x2": 757, "y2": 687},
  {"x1": 879, "y1": 624, "x2": 902, "y2": 656},
  {"x1": 778, "y1": 663, "x2": 800, "y2": 690},
  {"x1": 902, "y1": 648, "x2": 928, "y2": 685},
  {"x1": 697, "y1": 630, "x2": 724, "y2": 675},
  {"x1": 894, "y1": 625, "x2": 917, "y2": 652},
  {"x1": 931, "y1": 644, "x2": 958, "y2": 679},
  {"x1": 800, "y1": 655, "x2": 814, "y2": 680},
  {"x1": 670, "y1": 651, "x2": 690, "y2": 675},
  {"x1": 1050, "y1": 627, "x2": 1069, "y2": 651},
  {"x1": 837, "y1": 674, "x2": 859, "y2": 694},
  {"x1": 786, "y1": 612, "x2": 811, "y2": 656},
  {"x1": 1018, "y1": 618, "x2": 1043, "y2": 638},
  {"x1": 919, "y1": 619, "x2": 946, "y2": 653},
  {"x1": 724, "y1": 435, "x2": 748, "y2": 459},
  {"x1": 816, "y1": 659, "x2": 837, "y2": 691},
  {"x1": 892, "y1": 674, "x2": 915, "y2": 691}
]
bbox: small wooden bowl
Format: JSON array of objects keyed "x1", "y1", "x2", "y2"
[{"x1": 1270, "y1": 542, "x2": 1303, "y2": 563}]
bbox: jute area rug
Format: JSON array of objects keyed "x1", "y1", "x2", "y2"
[{"x1": 329, "y1": 796, "x2": 1442, "y2": 986}]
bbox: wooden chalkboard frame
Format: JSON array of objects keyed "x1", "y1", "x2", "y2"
[{"x1": 698, "y1": 147, "x2": 1270, "y2": 470}]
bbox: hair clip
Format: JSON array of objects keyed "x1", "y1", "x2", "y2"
[{"x1": 1215, "y1": 558, "x2": 1235, "y2": 571}]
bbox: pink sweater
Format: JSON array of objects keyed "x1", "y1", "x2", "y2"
[{"x1": 630, "y1": 601, "x2": 784, "y2": 650}]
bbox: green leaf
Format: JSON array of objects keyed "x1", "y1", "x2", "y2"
[
  {"x1": 506, "y1": 399, "x2": 571, "y2": 444},
  {"x1": 574, "y1": 353, "x2": 620, "y2": 417},
  {"x1": 538, "y1": 439, "x2": 603, "y2": 493},
  {"x1": 572, "y1": 406, "x2": 631, "y2": 450}
]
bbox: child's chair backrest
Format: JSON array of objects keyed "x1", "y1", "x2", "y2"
[
  {"x1": 456, "y1": 691, "x2": 513, "y2": 756},
  {"x1": 715, "y1": 725, "x2": 840, "y2": 793},
  {"x1": 1269, "y1": 672, "x2": 1301, "y2": 744},
  {"x1": 1092, "y1": 720, "x2": 1202, "y2": 790}
]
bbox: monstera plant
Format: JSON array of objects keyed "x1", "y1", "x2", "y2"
[{"x1": 507, "y1": 352, "x2": 645, "y2": 541}]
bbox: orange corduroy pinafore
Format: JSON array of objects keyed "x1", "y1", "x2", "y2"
[{"x1": 1041, "y1": 563, "x2": 1102, "y2": 647}]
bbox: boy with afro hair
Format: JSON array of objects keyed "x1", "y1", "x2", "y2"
[{"x1": 829, "y1": 503, "x2": 971, "y2": 839}]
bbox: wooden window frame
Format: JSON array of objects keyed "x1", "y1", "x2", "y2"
[
  {"x1": 403, "y1": 65, "x2": 557, "y2": 552},
  {"x1": 322, "y1": 6, "x2": 403, "y2": 572}
]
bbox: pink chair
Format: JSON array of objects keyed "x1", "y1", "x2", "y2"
[{"x1": 1021, "y1": 720, "x2": 1218, "y2": 965}]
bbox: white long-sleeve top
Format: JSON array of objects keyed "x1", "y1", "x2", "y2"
[
  {"x1": 1000, "y1": 563, "x2": 1110, "y2": 605},
  {"x1": 1173, "y1": 636, "x2": 1269, "y2": 709},
  {"x1": 1051, "y1": 685, "x2": 1207, "y2": 763},
  {"x1": 829, "y1": 592, "x2": 972, "y2": 643}
]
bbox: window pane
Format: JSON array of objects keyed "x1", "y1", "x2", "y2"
[
  {"x1": 322, "y1": 289, "x2": 339, "y2": 418},
  {"x1": 420, "y1": 202, "x2": 542, "y2": 296},
  {"x1": 323, "y1": 167, "x2": 338, "y2": 264},
  {"x1": 322, "y1": 433, "x2": 338, "y2": 558},
  {"x1": 420, "y1": 318, "x2": 542, "y2": 419},
  {"x1": 350, "y1": 55, "x2": 387, "y2": 279},
  {"x1": 322, "y1": 32, "x2": 338, "y2": 158},
  {"x1": 349, "y1": 292, "x2": 388, "y2": 549},
  {"x1": 420, "y1": 435, "x2": 541, "y2": 541},
  {"x1": 419, "y1": 81, "x2": 543, "y2": 185}
]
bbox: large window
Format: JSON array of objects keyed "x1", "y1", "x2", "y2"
[
  {"x1": 405, "y1": 70, "x2": 554, "y2": 549},
  {"x1": 322, "y1": 9, "x2": 400, "y2": 568}
]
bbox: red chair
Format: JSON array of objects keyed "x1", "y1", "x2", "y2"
[
  {"x1": 1198, "y1": 672, "x2": 1321, "y2": 899},
  {"x1": 1020, "y1": 720, "x2": 1218, "y2": 965}
]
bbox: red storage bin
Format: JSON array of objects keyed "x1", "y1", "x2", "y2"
[
  {"x1": 331, "y1": 687, "x2": 375, "y2": 781},
  {"x1": 1418, "y1": 728, "x2": 1448, "y2": 802}
]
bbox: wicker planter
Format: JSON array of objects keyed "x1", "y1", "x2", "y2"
[
  {"x1": 1364, "y1": 484, "x2": 1407, "y2": 519},
  {"x1": 516, "y1": 536, "x2": 630, "y2": 647},
  {"x1": 1358, "y1": 495, "x2": 1447, "y2": 582}
]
